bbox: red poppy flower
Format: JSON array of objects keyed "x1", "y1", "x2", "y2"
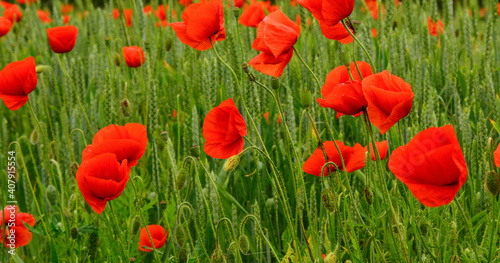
[
  {"x1": 37, "y1": 10, "x2": 52, "y2": 23},
  {"x1": 82, "y1": 123, "x2": 148, "y2": 168},
  {"x1": 113, "y1": 8, "x2": 120, "y2": 19},
  {"x1": 0, "y1": 206, "x2": 36, "y2": 228},
  {"x1": 0, "y1": 16, "x2": 12, "y2": 37},
  {"x1": 303, "y1": 141, "x2": 366, "y2": 176},
  {"x1": 155, "y1": 5, "x2": 176, "y2": 20},
  {"x1": 77, "y1": 153, "x2": 130, "y2": 214},
  {"x1": 122, "y1": 46, "x2": 146, "y2": 68},
  {"x1": 317, "y1": 61, "x2": 373, "y2": 118},
  {"x1": 124, "y1": 9, "x2": 133, "y2": 27},
  {"x1": 366, "y1": 140, "x2": 388, "y2": 161},
  {"x1": 319, "y1": 21, "x2": 353, "y2": 44},
  {"x1": 47, "y1": 25, "x2": 78, "y2": 53},
  {"x1": 248, "y1": 10, "x2": 300, "y2": 78},
  {"x1": 0, "y1": 206, "x2": 35, "y2": 248},
  {"x1": 203, "y1": 98, "x2": 247, "y2": 159},
  {"x1": 1, "y1": 226, "x2": 34, "y2": 248},
  {"x1": 0, "y1": 57, "x2": 37, "y2": 111},
  {"x1": 61, "y1": 4, "x2": 73, "y2": 15},
  {"x1": 156, "y1": 19, "x2": 168, "y2": 28},
  {"x1": 388, "y1": 125, "x2": 467, "y2": 207},
  {"x1": 494, "y1": 143, "x2": 500, "y2": 168},
  {"x1": 143, "y1": 5, "x2": 152, "y2": 15},
  {"x1": 229, "y1": 0, "x2": 244, "y2": 8},
  {"x1": 0, "y1": 1, "x2": 12, "y2": 8},
  {"x1": 428, "y1": 16, "x2": 443, "y2": 36},
  {"x1": 239, "y1": 1, "x2": 277, "y2": 28},
  {"x1": 4, "y1": 4, "x2": 22, "y2": 23},
  {"x1": 63, "y1": 15, "x2": 70, "y2": 24},
  {"x1": 138, "y1": 225, "x2": 169, "y2": 252},
  {"x1": 263, "y1": 111, "x2": 281, "y2": 124},
  {"x1": 371, "y1": 28, "x2": 377, "y2": 38},
  {"x1": 170, "y1": 0, "x2": 226, "y2": 51},
  {"x1": 362, "y1": 70, "x2": 413, "y2": 134},
  {"x1": 179, "y1": 0, "x2": 193, "y2": 6},
  {"x1": 364, "y1": 0, "x2": 384, "y2": 20},
  {"x1": 16, "y1": 0, "x2": 36, "y2": 4}
]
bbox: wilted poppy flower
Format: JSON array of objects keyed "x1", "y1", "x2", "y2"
[
  {"x1": 203, "y1": 98, "x2": 247, "y2": 159},
  {"x1": 61, "y1": 4, "x2": 74, "y2": 15},
  {"x1": 317, "y1": 61, "x2": 373, "y2": 118},
  {"x1": 47, "y1": 25, "x2": 78, "y2": 53},
  {"x1": 0, "y1": 57, "x2": 37, "y2": 111},
  {"x1": 362, "y1": 70, "x2": 413, "y2": 134},
  {"x1": 366, "y1": 140, "x2": 388, "y2": 161},
  {"x1": 428, "y1": 16, "x2": 443, "y2": 36},
  {"x1": 239, "y1": 1, "x2": 277, "y2": 28},
  {"x1": 37, "y1": 10, "x2": 52, "y2": 23},
  {"x1": 63, "y1": 15, "x2": 70, "y2": 24},
  {"x1": 494, "y1": 143, "x2": 500, "y2": 168},
  {"x1": 0, "y1": 16, "x2": 12, "y2": 37},
  {"x1": 303, "y1": 141, "x2": 366, "y2": 176},
  {"x1": 122, "y1": 46, "x2": 145, "y2": 68},
  {"x1": 0, "y1": 205, "x2": 36, "y2": 248},
  {"x1": 248, "y1": 10, "x2": 300, "y2": 78},
  {"x1": 4, "y1": 4, "x2": 22, "y2": 23},
  {"x1": 138, "y1": 225, "x2": 168, "y2": 252},
  {"x1": 82, "y1": 123, "x2": 148, "y2": 168},
  {"x1": 143, "y1": 5, "x2": 152, "y2": 15},
  {"x1": 170, "y1": 0, "x2": 226, "y2": 51},
  {"x1": 388, "y1": 125, "x2": 467, "y2": 207},
  {"x1": 77, "y1": 153, "x2": 130, "y2": 214}
]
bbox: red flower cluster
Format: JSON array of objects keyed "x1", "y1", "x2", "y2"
[
  {"x1": 77, "y1": 123, "x2": 148, "y2": 214},
  {"x1": 0, "y1": 57, "x2": 37, "y2": 111},
  {"x1": 0, "y1": 206, "x2": 35, "y2": 248}
]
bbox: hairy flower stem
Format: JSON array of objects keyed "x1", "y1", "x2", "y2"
[
  {"x1": 104, "y1": 203, "x2": 130, "y2": 260},
  {"x1": 454, "y1": 199, "x2": 481, "y2": 262},
  {"x1": 341, "y1": 19, "x2": 377, "y2": 73}
]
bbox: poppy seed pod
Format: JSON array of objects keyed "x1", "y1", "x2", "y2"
[
  {"x1": 223, "y1": 155, "x2": 240, "y2": 172},
  {"x1": 242, "y1": 63, "x2": 250, "y2": 73},
  {"x1": 271, "y1": 77, "x2": 280, "y2": 90},
  {"x1": 321, "y1": 188, "x2": 336, "y2": 213},
  {"x1": 160, "y1": 131, "x2": 169, "y2": 142},
  {"x1": 46, "y1": 184, "x2": 58, "y2": 206},
  {"x1": 485, "y1": 171, "x2": 500, "y2": 197},
  {"x1": 233, "y1": 7, "x2": 240, "y2": 18},
  {"x1": 104, "y1": 37, "x2": 111, "y2": 48},
  {"x1": 190, "y1": 145, "x2": 200, "y2": 157},
  {"x1": 300, "y1": 90, "x2": 312, "y2": 108},
  {"x1": 238, "y1": 235, "x2": 250, "y2": 254}
]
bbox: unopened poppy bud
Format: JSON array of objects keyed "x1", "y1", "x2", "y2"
[
  {"x1": 160, "y1": 131, "x2": 169, "y2": 142},
  {"x1": 70, "y1": 162, "x2": 79, "y2": 177},
  {"x1": 178, "y1": 248, "x2": 188, "y2": 262},
  {"x1": 46, "y1": 184, "x2": 58, "y2": 206},
  {"x1": 164, "y1": 37, "x2": 173, "y2": 52},
  {"x1": 176, "y1": 168, "x2": 188, "y2": 190},
  {"x1": 120, "y1": 98, "x2": 131, "y2": 117},
  {"x1": 190, "y1": 145, "x2": 200, "y2": 158},
  {"x1": 233, "y1": 7, "x2": 241, "y2": 18},
  {"x1": 113, "y1": 52, "x2": 122, "y2": 67},
  {"x1": 324, "y1": 253, "x2": 337, "y2": 263},
  {"x1": 341, "y1": 51, "x2": 351, "y2": 68},
  {"x1": 271, "y1": 77, "x2": 280, "y2": 90},
  {"x1": 211, "y1": 246, "x2": 227, "y2": 263},
  {"x1": 35, "y1": 65, "x2": 51, "y2": 74},
  {"x1": 238, "y1": 235, "x2": 250, "y2": 254},
  {"x1": 419, "y1": 221, "x2": 429, "y2": 236},
  {"x1": 30, "y1": 127, "x2": 39, "y2": 145},
  {"x1": 364, "y1": 187, "x2": 373, "y2": 205},
  {"x1": 104, "y1": 37, "x2": 111, "y2": 48},
  {"x1": 227, "y1": 242, "x2": 238, "y2": 256},
  {"x1": 321, "y1": 188, "x2": 336, "y2": 213},
  {"x1": 144, "y1": 42, "x2": 150, "y2": 52},
  {"x1": 174, "y1": 226, "x2": 187, "y2": 247},
  {"x1": 70, "y1": 227, "x2": 79, "y2": 240},
  {"x1": 351, "y1": 20, "x2": 361, "y2": 31},
  {"x1": 485, "y1": 171, "x2": 500, "y2": 197},
  {"x1": 223, "y1": 155, "x2": 240, "y2": 172},
  {"x1": 300, "y1": 90, "x2": 312, "y2": 109},
  {"x1": 242, "y1": 62, "x2": 250, "y2": 73},
  {"x1": 131, "y1": 215, "x2": 141, "y2": 235}
]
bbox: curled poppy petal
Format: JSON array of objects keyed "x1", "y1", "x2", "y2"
[
  {"x1": 388, "y1": 125, "x2": 467, "y2": 207},
  {"x1": 203, "y1": 98, "x2": 247, "y2": 159},
  {"x1": 0, "y1": 57, "x2": 37, "y2": 111},
  {"x1": 138, "y1": 225, "x2": 168, "y2": 252},
  {"x1": 47, "y1": 25, "x2": 78, "y2": 53},
  {"x1": 319, "y1": 21, "x2": 353, "y2": 44},
  {"x1": 122, "y1": 46, "x2": 146, "y2": 68}
]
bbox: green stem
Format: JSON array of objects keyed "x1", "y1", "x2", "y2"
[
  {"x1": 341, "y1": 19, "x2": 377, "y2": 73},
  {"x1": 292, "y1": 47, "x2": 322, "y2": 89}
]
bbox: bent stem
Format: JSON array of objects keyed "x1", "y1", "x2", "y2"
[
  {"x1": 292, "y1": 47, "x2": 322, "y2": 89},
  {"x1": 341, "y1": 19, "x2": 377, "y2": 73}
]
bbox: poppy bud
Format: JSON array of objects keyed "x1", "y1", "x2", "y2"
[
  {"x1": 70, "y1": 227, "x2": 79, "y2": 240},
  {"x1": 485, "y1": 171, "x2": 500, "y2": 197},
  {"x1": 238, "y1": 235, "x2": 250, "y2": 254},
  {"x1": 300, "y1": 90, "x2": 312, "y2": 109},
  {"x1": 242, "y1": 63, "x2": 250, "y2": 74},
  {"x1": 120, "y1": 98, "x2": 131, "y2": 117},
  {"x1": 190, "y1": 145, "x2": 200, "y2": 158},
  {"x1": 340, "y1": 51, "x2": 351, "y2": 68},
  {"x1": 113, "y1": 52, "x2": 122, "y2": 67},
  {"x1": 271, "y1": 77, "x2": 280, "y2": 90},
  {"x1": 450, "y1": 255, "x2": 460, "y2": 263},
  {"x1": 223, "y1": 155, "x2": 241, "y2": 172},
  {"x1": 176, "y1": 168, "x2": 188, "y2": 190},
  {"x1": 88, "y1": 231, "x2": 99, "y2": 262},
  {"x1": 233, "y1": 7, "x2": 241, "y2": 18},
  {"x1": 131, "y1": 215, "x2": 141, "y2": 235},
  {"x1": 351, "y1": 20, "x2": 361, "y2": 31},
  {"x1": 419, "y1": 221, "x2": 429, "y2": 236},
  {"x1": 227, "y1": 242, "x2": 238, "y2": 257},
  {"x1": 324, "y1": 253, "x2": 337, "y2": 263},
  {"x1": 144, "y1": 41, "x2": 150, "y2": 53},
  {"x1": 178, "y1": 248, "x2": 188, "y2": 262},
  {"x1": 174, "y1": 226, "x2": 187, "y2": 247},
  {"x1": 160, "y1": 131, "x2": 169, "y2": 142},
  {"x1": 104, "y1": 37, "x2": 111, "y2": 48},
  {"x1": 70, "y1": 162, "x2": 79, "y2": 177},
  {"x1": 30, "y1": 127, "x2": 39, "y2": 145},
  {"x1": 364, "y1": 187, "x2": 373, "y2": 205},
  {"x1": 46, "y1": 184, "x2": 58, "y2": 207},
  {"x1": 35, "y1": 65, "x2": 51, "y2": 74},
  {"x1": 164, "y1": 37, "x2": 173, "y2": 52},
  {"x1": 211, "y1": 246, "x2": 227, "y2": 263},
  {"x1": 321, "y1": 188, "x2": 336, "y2": 213}
]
